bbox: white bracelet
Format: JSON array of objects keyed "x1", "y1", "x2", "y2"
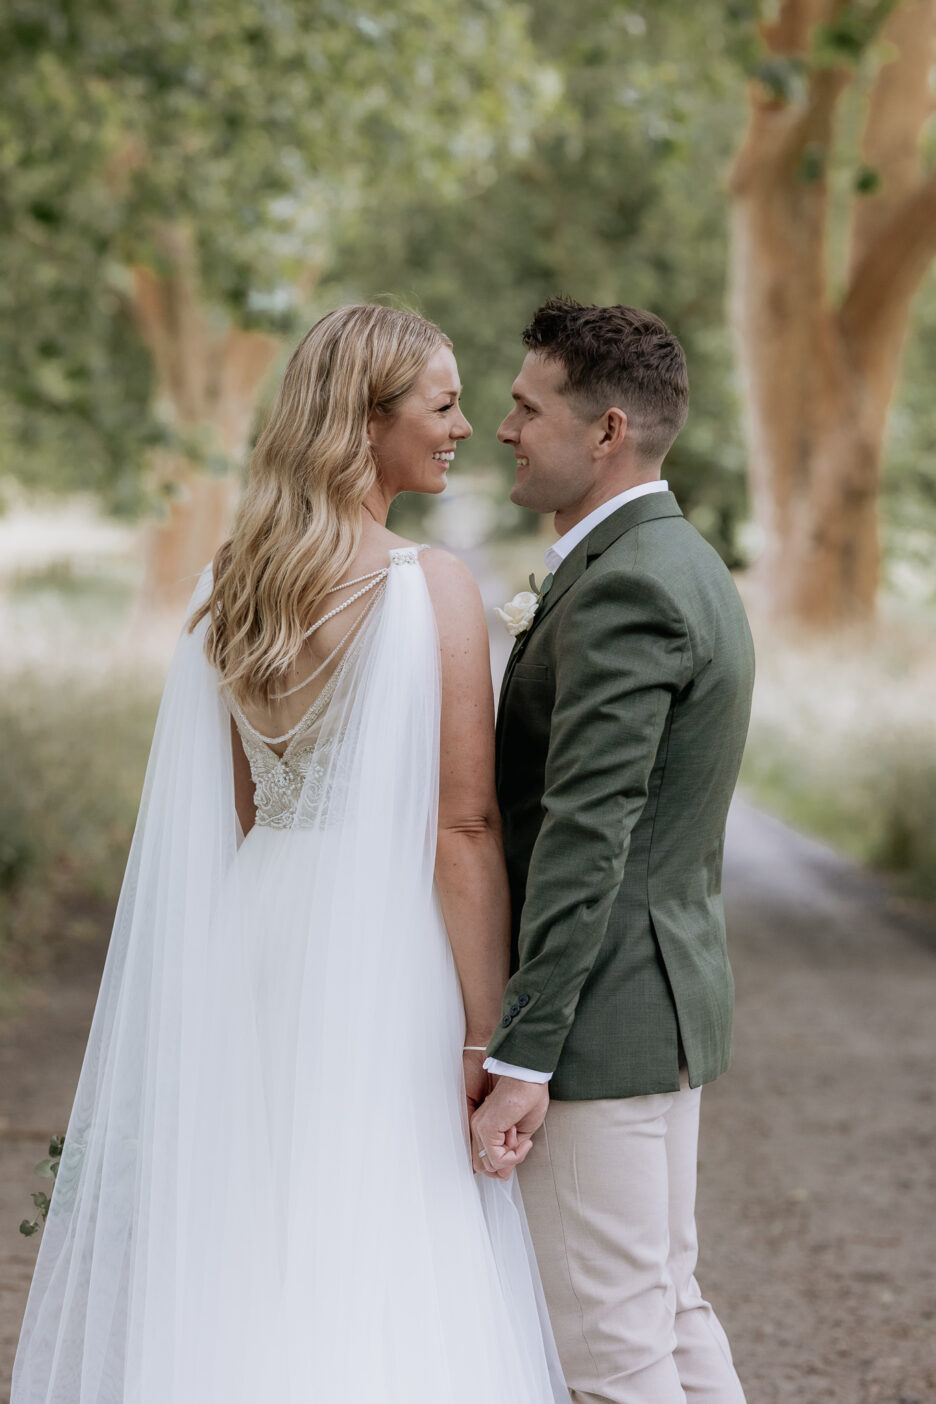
[{"x1": 463, "y1": 1045, "x2": 488, "y2": 1052}]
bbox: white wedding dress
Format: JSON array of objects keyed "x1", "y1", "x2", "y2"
[{"x1": 12, "y1": 547, "x2": 567, "y2": 1403}]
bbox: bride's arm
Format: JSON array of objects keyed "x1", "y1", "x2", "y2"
[{"x1": 421, "y1": 549, "x2": 510, "y2": 1050}]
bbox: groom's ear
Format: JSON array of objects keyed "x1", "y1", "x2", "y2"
[{"x1": 594, "y1": 407, "x2": 628, "y2": 458}]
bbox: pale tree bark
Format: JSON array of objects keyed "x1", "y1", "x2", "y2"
[
  {"x1": 131, "y1": 225, "x2": 279, "y2": 614},
  {"x1": 729, "y1": 0, "x2": 936, "y2": 630}
]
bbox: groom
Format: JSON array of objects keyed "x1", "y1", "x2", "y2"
[{"x1": 472, "y1": 297, "x2": 753, "y2": 1402}]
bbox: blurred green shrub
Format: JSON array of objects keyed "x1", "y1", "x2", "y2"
[
  {"x1": 8, "y1": 560, "x2": 135, "y2": 629},
  {"x1": 868, "y1": 749, "x2": 936, "y2": 894},
  {"x1": 0, "y1": 670, "x2": 158, "y2": 1001},
  {"x1": 741, "y1": 616, "x2": 936, "y2": 900}
]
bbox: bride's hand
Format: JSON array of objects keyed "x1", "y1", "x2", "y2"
[{"x1": 462, "y1": 1049, "x2": 492, "y2": 1166}]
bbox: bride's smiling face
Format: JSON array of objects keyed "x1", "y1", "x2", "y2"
[{"x1": 368, "y1": 345, "x2": 472, "y2": 496}]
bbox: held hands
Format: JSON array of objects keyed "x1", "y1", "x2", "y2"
[{"x1": 470, "y1": 1075, "x2": 549, "y2": 1179}]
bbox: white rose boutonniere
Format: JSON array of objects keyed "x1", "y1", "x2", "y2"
[{"x1": 495, "y1": 590, "x2": 539, "y2": 638}]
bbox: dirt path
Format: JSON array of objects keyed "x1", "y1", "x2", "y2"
[
  {"x1": 1, "y1": 806, "x2": 934, "y2": 1403},
  {"x1": 701, "y1": 801, "x2": 936, "y2": 1403}
]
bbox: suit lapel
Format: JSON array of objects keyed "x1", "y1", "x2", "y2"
[
  {"x1": 539, "y1": 492, "x2": 683, "y2": 624},
  {"x1": 497, "y1": 492, "x2": 684, "y2": 710},
  {"x1": 497, "y1": 542, "x2": 588, "y2": 703},
  {"x1": 578, "y1": 490, "x2": 683, "y2": 563}
]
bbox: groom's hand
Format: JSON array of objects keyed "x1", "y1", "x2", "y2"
[{"x1": 471, "y1": 1077, "x2": 549, "y2": 1179}]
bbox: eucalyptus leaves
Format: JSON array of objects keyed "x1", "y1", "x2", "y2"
[{"x1": 19, "y1": 1134, "x2": 64, "y2": 1237}]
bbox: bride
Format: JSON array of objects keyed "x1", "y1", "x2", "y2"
[{"x1": 12, "y1": 305, "x2": 567, "y2": 1403}]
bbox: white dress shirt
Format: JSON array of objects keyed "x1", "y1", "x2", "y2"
[{"x1": 484, "y1": 480, "x2": 670, "y2": 1084}]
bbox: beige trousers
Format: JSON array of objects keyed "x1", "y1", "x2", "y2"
[{"x1": 517, "y1": 1079, "x2": 745, "y2": 1403}]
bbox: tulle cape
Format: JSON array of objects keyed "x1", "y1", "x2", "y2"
[{"x1": 12, "y1": 554, "x2": 566, "y2": 1403}]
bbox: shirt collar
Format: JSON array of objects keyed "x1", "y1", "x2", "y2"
[{"x1": 544, "y1": 480, "x2": 670, "y2": 573}]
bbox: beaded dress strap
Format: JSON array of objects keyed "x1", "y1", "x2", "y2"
[
  {"x1": 231, "y1": 579, "x2": 386, "y2": 746},
  {"x1": 322, "y1": 566, "x2": 387, "y2": 595},
  {"x1": 272, "y1": 581, "x2": 382, "y2": 701},
  {"x1": 389, "y1": 544, "x2": 429, "y2": 565},
  {"x1": 302, "y1": 569, "x2": 388, "y2": 641},
  {"x1": 296, "y1": 544, "x2": 424, "y2": 647},
  {"x1": 228, "y1": 547, "x2": 425, "y2": 746}
]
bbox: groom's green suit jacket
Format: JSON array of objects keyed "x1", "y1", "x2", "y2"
[{"x1": 488, "y1": 492, "x2": 755, "y2": 1100}]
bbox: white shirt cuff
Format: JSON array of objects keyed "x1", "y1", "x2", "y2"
[{"x1": 483, "y1": 1057, "x2": 552, "y2": 1083}]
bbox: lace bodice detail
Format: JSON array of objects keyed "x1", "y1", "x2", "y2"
[
  {"x1": 234, "y1": 684, "x2": 352, "y2": 832},
  {"x1": 230, "y1": 546, "x2": 425, "y2": 830}
]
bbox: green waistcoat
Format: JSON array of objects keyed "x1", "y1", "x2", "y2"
[{"x1": 489, "y1": 492, "x2": 755, "y2": 1100}]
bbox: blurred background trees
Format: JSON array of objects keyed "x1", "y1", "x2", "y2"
[
  {"x1": 730, "y1": 0, "x2": 936, "y2": 628},
  {"x1": 0, "y1": 0, "x2": 548, "y2": 607},
  {"x1": 2, "y1": 0, "x2": 935, "y2": 617},
  {"x1": 325, "y1": 1, "x2": 751, "y2": 563}
]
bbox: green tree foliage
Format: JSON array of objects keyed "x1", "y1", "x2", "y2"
[
  {"x1": 2, "y1": 0, "x2": 934, "y2": 585},
  {"x1": 324, "y1": 2, "x2": 751, "y2": 561},
  {"x1": 0, "y1": 0, "x2": 548, "y2": 509}
]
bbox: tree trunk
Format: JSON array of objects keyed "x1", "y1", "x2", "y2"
[
  {"x1": 729, "y1": 0, "x2": 936, "y2": 630},
  {"x1": 131, "y1": 225, "x2": 279, "y2": 615}
]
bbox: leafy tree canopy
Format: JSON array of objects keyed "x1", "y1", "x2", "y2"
[
  {"x1": 325, "y1": 1, "x2": 751, "y2": 560},
  {"x1": 0, "y1": 0, "x2": 550, "y2": 506},
  {"x1": 2, "y1": 0, "x2": 934, "y2": 588}
]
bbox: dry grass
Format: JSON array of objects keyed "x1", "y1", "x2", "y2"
[
  {"x1": 0, "y1": 556, "x2": 166, "y2": 1005},
  {"x1": 741, "y1": 602, "x2": 936, "y2": 897},
  {"x1": 1, "y1": 528, "x2": 933, "y2": 1013},
  {"x1": 0, "y1": 667, "x2": 160, "y2": 1002}
]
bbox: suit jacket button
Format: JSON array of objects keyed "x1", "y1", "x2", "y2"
[
  {"x1": 501, "y1": 1014, "x2": 512, "y2": 1028},
  {"x1": 517, "y1": 994, "x2": 530, "y2": 1007},
  {"x1": 510, "y1": 1002, "x2": 520, "y2": 1016}
]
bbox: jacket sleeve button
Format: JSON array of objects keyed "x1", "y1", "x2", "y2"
[
  {"x1": 501, "y1": 1014, "x2": 512, "y2": 1028},
  {"x1": 517, "y1": 994, "x2": 530, "y2": 1007}
]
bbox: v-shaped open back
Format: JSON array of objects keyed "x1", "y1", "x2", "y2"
[
  {"x1": 230, "y1": 567, "x2": 390, "y2": 755},
  {"x1": 227, "y1": 545, "x2": 426, "y2": 829}
]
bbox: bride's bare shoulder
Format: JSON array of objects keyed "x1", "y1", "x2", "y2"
[
  {"x1": 353, "y1": 522, "x2": 482, "y2": 617},
  {"x1": 418, "y1": 548, "x2": 486, "y2": 648},
  {"x1": 418, "y1": 546, "x2": 481, "y2": 600}
]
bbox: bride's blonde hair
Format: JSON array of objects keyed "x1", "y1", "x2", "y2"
[{"x1": 190, "y1": 304, "x2": 451, "y2": 707}]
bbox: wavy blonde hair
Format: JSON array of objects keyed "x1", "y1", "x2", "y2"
[{"x1": 190, "y1": 304, "x2": 451, "y2": 706}]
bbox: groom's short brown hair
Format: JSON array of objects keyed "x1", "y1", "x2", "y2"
[{"x1": 522, "y1": 296, "x2": 689, "y2": 464}]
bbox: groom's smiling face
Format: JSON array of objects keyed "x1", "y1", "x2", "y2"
[{"x1": 498, "y1": 353, "x2": 600, "y2": 517}]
